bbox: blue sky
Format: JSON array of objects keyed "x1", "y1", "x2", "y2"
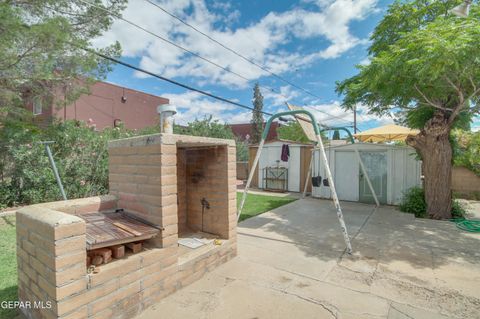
[{"x1": 95, "y1": 0, "x2": 478, "y2": 132}]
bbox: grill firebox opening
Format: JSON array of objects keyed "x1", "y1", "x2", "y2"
[{"x1": 177, "y1": 145, "x2": 230, "y2": 258}]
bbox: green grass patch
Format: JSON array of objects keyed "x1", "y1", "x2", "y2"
[
  {"x1": 237, "y1": 192, "x2": 297, "y2": 222},
  {"x1": 0, "y1": 216, "x2": 18, "y2": 319}
]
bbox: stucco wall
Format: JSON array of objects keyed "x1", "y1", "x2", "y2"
[
  {"x1": 54, "y1": 81, "x2": 169, "y2": 130},
  {"x1": 452, "y1": 166, "x2": 480, "y2": 197}
]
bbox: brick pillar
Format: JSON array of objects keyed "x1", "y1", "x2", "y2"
[
  {"x1": 108, "y1": 135, "x2": 178, "y2": 249},
  {"x1": 226, "y1": 145, "x2": 238, "y2": 240},
  {"x1": 16, "y1": 207, "x2": 88, "y2": 319}
]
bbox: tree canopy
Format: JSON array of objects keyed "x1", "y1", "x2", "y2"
[
  {"x1": 337, "y1": 2, "x2": 480, "y2": 125},
  {"x1": 0, "y1": 0, "x2": 126, "y2": 121},
  {"x1": 277, "y1": 121, "x2": 310, "y2": 143},
  {"x1": 250, "y1": 83, "x2": 264, "y2": 143},
  {"x1": 174, "y1": 116, "x2": 248, "y2": 161},
  {"x1": 336, "y1": 0, "x2": 480, "y2": 219}
]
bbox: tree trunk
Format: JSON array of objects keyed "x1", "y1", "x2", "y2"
[{"x1": 406, "y1": 111, "x2": 452, "y2": 219}]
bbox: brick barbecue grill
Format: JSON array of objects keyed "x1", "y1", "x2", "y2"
[{"x1": 16, "y1": 133, "x2": 237, "y2": 319}]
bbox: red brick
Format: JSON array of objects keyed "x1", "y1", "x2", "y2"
[
  {"x1": 111, "y1": 245, "x2": 125, "y2": 259},
  {"x1": 126, "y1": 242, "x2": 142, "y2": 254}
]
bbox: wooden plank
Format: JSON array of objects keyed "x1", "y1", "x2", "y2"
[
  {"x1": 81, "y1": 211, "x2": 160, "y2": 251},
  {"x1": 112, "y1": 222, "x2": 143, "y2": 236},
  {"x1": 248, "y1": 147, "x2": 259, "y2": 187},
  {"x1": 300, "y1": 146, "x2": 313, "y2": 193},
  {"x1": 88, "y1": 234, "x2": 155, "y2": 250}
]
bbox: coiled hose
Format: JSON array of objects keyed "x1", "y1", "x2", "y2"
[{"x1": 450, "y1": 218, "x2": 480, "y2": 233}]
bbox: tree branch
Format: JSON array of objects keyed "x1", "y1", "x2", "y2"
[
  {"x1": 0, "y1": 43, "x2": 37, "y2": 71},
  {"x1": 466, "y1": 74, "x2": 475, "y2": 90},
  {"x1": 414, "y1": 85, "x2": 452, "y2": 111}
]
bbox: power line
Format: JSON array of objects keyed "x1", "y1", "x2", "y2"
[
  {"x1": 87, "y1": 49, "x2": 353, "y2": 129},
  {"x1": 76, "y1": 0, "x2": 353, "y2": 126},
  {"x1": 143, "y1": 0, "x2": 323, "y2": 100},
  {"x1": 61, "y1": 1, "x2": 352, "y2": 127},
  {"x1": 77, "y1": 0, "x2": 286, "y2": 99},
  {"x1": 142, "y1": 0, "x2": 355, "y2": 126},
  {"x1": 85, "y1": 48, "x2": 273, "y2": 116}
]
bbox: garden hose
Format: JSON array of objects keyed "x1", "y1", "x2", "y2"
[{"x1": 450, "y1": 218, "x2": 480, "y2": 233}]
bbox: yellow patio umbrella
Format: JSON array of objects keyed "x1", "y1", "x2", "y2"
[{"x1": 354, "y1": 124, "x2": 420, "y2": 142}]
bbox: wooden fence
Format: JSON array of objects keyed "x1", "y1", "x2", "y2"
[{"x1": 236, "y1": 161, "x2": 249, "y2": 181}]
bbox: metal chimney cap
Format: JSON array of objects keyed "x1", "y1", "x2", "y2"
[{"x1": 157, "y1": 104, "x2": 177, "y2": 115}]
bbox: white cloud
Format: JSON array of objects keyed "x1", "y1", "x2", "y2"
[
  {"x1": 304, "y1": 101, "x2": 393, "y2": 127},
  {"x1": 163, "y1": 89, "x2": 392, "y2": 127},
  {"x1": 162, "y1": 91, "x2": 251, "y2": 124},
  {"x1": 93, "y1": 0, "x2": 379, "y2": 88},
  {"x1": 359, "y1": 57, "x2": 371, "y2": 66},
  {"x1": 262, "y1": 85, "x2": 300, "y2": 107}
]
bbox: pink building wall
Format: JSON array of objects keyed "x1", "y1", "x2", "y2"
[{"x1": 26, "y1": 81, "x2": 169, "y2": 130}]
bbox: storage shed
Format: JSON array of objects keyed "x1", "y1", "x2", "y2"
[
  {"x1": 249, "y1": 140, "x2": 312, "y2": 192},
  {"x1": 312, "y1": 143, "x2": 421, "y2": 205}
]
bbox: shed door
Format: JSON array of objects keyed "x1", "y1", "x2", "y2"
[
  {"x1": 359, "y1": 151, "x2": 387, "y2": 204},
  {"x1": 334, "y1": 151, "x2": 359, "y2": 201}
]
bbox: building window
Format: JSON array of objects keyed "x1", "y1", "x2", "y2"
[{"x1": 33, "y1": 97, "x2": 42, "y2": 115}]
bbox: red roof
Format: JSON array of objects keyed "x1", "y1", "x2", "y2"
[{"x1": 229, "y1": 122, "x2": 280, "y2": 142}]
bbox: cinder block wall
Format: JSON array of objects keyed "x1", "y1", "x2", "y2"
[
  {"x1": 17, "y1": 207, "x2": 88, "y2": 319},
  {"x1": 16, "y1": 134, "x2": 237, "y2": 319},
  {"x1": 185, "y1": 147, "x2": 231, "y2": 238},
  {"x1": 452, "y1": 166, "x2": 480, "y2": 197},
  {"x1": 109, "y1": 134, "x2": 237, "y2": 242},
  {"x1": 108, "y1": 135, "x2": 178, "y2": 248},
  {"x1": 177, "y1": 148, "x2": 188, "y2": 233},
  {"x1": 16, "y1": 205, "x2": 180, "y2": 319}
]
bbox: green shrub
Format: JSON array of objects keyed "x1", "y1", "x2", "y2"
[
  {"x1": 451, "y1": 200, "x2": 466, "y2": 219},
  {"x1": 452, "y1": 129, "x2": 480, "y2": 176},
  {"x1": 399, "y1": 186, "x2": 466, "y2": 219},
  {"x1": 0, "y1": 120, "x2": 140, "y2": 207},
  {"x1": 0, "y1": 116, "x2": 245, "y2": 208},
  {"x1": 399, "y1": 187, "x2": 427, "y2": 218}
]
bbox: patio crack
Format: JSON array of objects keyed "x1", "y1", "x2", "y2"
[
  {"x1": 389, "y1": 304, "x2": 416, "y2": 319},
  {"x1": 270, "y1": 285, "x2": 339, "y2": 318}
]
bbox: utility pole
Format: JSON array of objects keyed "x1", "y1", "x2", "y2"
[{"x1": 353, "y1": 105, "x2": 357, "y2": 134}]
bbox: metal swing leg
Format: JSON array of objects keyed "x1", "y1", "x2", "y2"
[
  {"x1": 238, "y1": 139, "x2": 265, "y2": 222},
  {"x1": 314, "y1": 133, "x2": 353, "y2": 254},
  {"x1": 237, "y1": 110, "x2": 353, "y2": 254}
]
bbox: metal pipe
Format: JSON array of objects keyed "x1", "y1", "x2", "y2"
[
  {"x1": 238, "y1": 138, "x2": 265, "y2": 222},
  {"x1": 40, "y1": 141, "x2": 67, "y2": 201},
  {"x1": 315, "y1": 133, "x2": 352, "y2": 254}
]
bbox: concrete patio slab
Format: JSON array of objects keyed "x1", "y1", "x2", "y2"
[{"x1": 136, "y1": 198, "x2": 480, "y2": 319}]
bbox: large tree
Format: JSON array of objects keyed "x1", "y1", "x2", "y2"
[
  {"x1": 0, "y1": 0, "x2": 126, "y2": 124},
  {"x1": 277, "y1": 121, "x2": 310, "y2": 143},
  {"x1": 336, "y1": 0, "x2": 480, "y2": 219},
  {"x1": 250, "y1": 83, "x2": 264, "y2": 144}
]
